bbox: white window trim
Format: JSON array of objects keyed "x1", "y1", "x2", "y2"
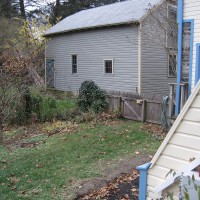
[
  {"x1": 71, "y1": 54, "x2": 78, "y2": 75},
  {"x1": 103, "y1": 59, "x2": 114, "y2": 75},
  {"x1": 168, "y1": 53, "x2": 177, "y2": 78}
]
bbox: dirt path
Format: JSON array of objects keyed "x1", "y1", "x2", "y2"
[{"x1": 75, "y1": 155, "x2": 150, "y2": 199}]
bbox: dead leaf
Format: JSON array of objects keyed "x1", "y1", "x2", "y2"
[
  {"x1": 32, "y1": 188, "x2": 42, "y2": 194},
  {"x1": 135, "y1": 151, "x2": 140, "y2": 155},
  {"x1": 131, "y1": 188, "x2": 137, "y2": 193},
  {"x1": 8, "y1": 176, "x2": 20, "y2": 184},
  {"x1": 36, "y1": 164, "x2": 43, "y2": 168},
  {"x1": 149, "y1": 155, "x2": 153, "y2": 159},
  {"x1": 122, "y1": 194, "x2": 129, "y2": 199},
  {"x1": 11, "y1": 186, "x2": 17, "y2": 190},
  {"x1": 20, "y1": 190, "x2": 26, "y2": 195}
]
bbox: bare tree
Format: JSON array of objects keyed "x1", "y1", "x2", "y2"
[
  {"x1": 0, "y1": 50, "x2": 28, "y2": 144},
  {"x1": 142, "y1": 1, "x2": 178, "y2": 75},
  {"x1": 0, "y1": 16, "x2": 52, "y2": 144}
]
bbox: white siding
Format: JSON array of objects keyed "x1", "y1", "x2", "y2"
[
  {"x1": 46, "y1": 25, "x2": 139, "y2": 93},
  {"x1": 140, "y1": 0, "x2": 176, "y2": 95},
  {"x1": 147, "y1": 82, "x2": 200, "y2": 199},
  {"x1": 183, "y1": 0, "x2": 200, "y2": 91}
]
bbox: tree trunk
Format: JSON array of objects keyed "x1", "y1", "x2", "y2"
[
  {"x1": 54, "y1": 0, "x2": 60, "y2": 23},
  {"x1": 0, "y1": 113, "x2": 3, "y2": 144},
  {"x1": 1, "y1": 0, "x2": 12, "y2": 18},
  {"x1": 19, "y1": 0, "x2": 26, "y2": 19}
]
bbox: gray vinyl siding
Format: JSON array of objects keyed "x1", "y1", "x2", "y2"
[
  {"x1": 46, "y1": 25, "x2": 139, "y2": 93},
  {"x1": 140, "y1": 1, "x2": 177, "y2": 95}
]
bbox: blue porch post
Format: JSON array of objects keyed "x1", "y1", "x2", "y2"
[
  {"x1": 136, "y1": 163, "x2": 151, "y2": 200},
  {"x1": 195, "y1": 44, "x2": 200, "y2": 85},
  {"x1": 175, "y1": 0, "x2": 183, "y2": 115}
]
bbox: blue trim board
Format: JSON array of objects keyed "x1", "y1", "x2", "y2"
[
  {"x1": 195, "y1": 44, "x2": 200, "y2": 85},
  {"x1": 136, "y1": 163, "x2": 151, "y2": 200},
  {"x1": 175, "y1": 0, "x2": 183, "y2": 115},
  {"x1": 183, "y1": 19, "x2": 194, "y2": 96}
]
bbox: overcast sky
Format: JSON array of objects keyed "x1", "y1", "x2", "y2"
[{"x1": 26, "y1": 0, "x2": 55, "y2": 11}]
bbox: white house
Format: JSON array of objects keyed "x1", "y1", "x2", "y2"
[
  {"x1": 137, "y1": 1, "x2": 200, "y2": 199},
  {"x1": 175, "y1": 0, "x2": 200, "y2": 115},
  {"x1": 137, "y1": 80, "x2": 200, "y2": 200}
]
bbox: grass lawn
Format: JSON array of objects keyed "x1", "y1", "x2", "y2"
[{"x1": 0, "y1": 119, "x2": 161, "y2": 200}]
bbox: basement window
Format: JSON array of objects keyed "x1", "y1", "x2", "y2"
[
  {"x1": 72, "y1": 55, "x2": 77, "y2": 74},
  {"x1": 104, "y1": 59, "x2": 113, "y2": 74},
  {"x1": 168, "y1": 54, "x2": 177, "y2": 77}
]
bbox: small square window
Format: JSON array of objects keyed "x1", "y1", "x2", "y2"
[
  {"x1": 72, "y1": 55, "x2": 77, "y2": 74},
  {"x1": 168, "y1": 54, "x2": 177, "y2": 77},
  {"x1": 104, "y1": 59, "x2": 113, "y2": 74}
]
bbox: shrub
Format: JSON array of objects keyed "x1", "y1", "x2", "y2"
[
  {"x1": 10, "y1": 87, "x2": 31, "y2": 125},
  {"x1": 7, "y1": 88, "x2": 77, "y2": 125},
  {"x1": 77, "y1": 80, "x2": 108, "y2": 113},
  {"x1": 31, "y1": 93, "x2": 43, "y2": 121}
]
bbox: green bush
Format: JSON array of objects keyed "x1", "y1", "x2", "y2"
[
  {"x1": 77, "y1": 80, "x2": 108, "y2": 113},
  {"x1": 7, "y1": 88, "x2": 77, "y2": 125},
  {"x1": 11, "y1": 87, "x2": 31, "y2": 125},
  {"x1": 31, "y1": 93, "x2": 43, "y2": 120}
]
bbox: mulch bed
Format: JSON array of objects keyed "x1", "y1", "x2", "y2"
[{"x1": 76, "y1": 170, "x2": 139, "y2": 200}]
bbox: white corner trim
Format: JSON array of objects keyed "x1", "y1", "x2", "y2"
[
  {"x1": 45, "y1": 39, "x2": 47, "y2": 89},
  {"x1": 150, "y1": 80, "x2": 200, "y2": 168},
  {"x1": 138, "y1": 24, "x2": 142, "y2": 95}
]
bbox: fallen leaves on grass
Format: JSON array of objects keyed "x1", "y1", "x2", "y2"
[
  {"x1": 79, "y1": 170, "x2": 139, "y2": 200},
  {"x1": 20, "y1": 141, "x2": 42, "y2": 148},
  {"x1": 7, "y1": 176, "x2": 20, "y2": 185},
  {"x1": 141, "y1": 123, "x2": 167, "y2": 141},
  {"x1": 45, "y1": 122, "x2": 79, "y2": 136}
]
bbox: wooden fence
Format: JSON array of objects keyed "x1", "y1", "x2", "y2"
[
  {"x1": 107, "y1": 83, "x2": 189, "y2": 125},
  {"x1": 107, "y1": 95, "x2": 169, "y2": 125}
]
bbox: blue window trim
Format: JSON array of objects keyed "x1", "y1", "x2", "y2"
[
  {"x1": 136, "y1": 163, "x2": 151, "y2": 200},
  {"x1": 195, "y1": 44, "x2": 200, "y2": 84},
  {"x1": 175, "y1": 0, "x2": 183, "y2": 115},
  {"x1": 183, "y1": 19, "x2": 194, "y2": 96}
]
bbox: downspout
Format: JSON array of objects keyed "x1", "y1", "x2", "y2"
[
  {"x1": 175, "y1": 0, "x2": 183, "y2": 115},
  {"x1": 136, "y1": 162, "x2": 151, "y2": 200}
]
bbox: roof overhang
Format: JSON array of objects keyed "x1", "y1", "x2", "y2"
[{"x1": 43, "y1": 20, "x2": 139, "y2": 37}]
